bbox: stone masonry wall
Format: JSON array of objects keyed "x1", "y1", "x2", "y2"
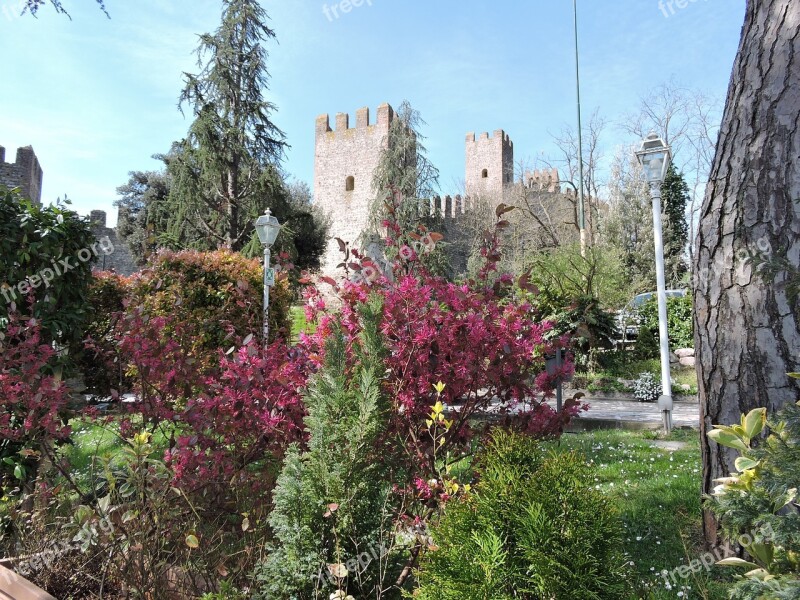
[
  {"x1": 88, "y1": 210, "x2": 139, "y2": 276},
  {"x1": 314, "y1": 103, "x2": 395, "y2": 274},
  {"x1": 464, "y1": 130, "x2": 513, "y2": 205},
  {"x1": 0, "y1": 145, "x2": 43, "y2": 204}
]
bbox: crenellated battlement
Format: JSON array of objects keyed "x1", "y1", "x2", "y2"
[
  {"x1": 466, "y1": 129, "x2": 513, "y2": 148},
  {"x1": 316, "y1": 103, "x2": 395, "y2": 138},
  {"x1": 0, "y1": 144, "x2": 43, "y2": 204},
  {"x1": 525, "y1": 168, "x2": 563, "y2": 193},
  {"x1": 315, "y1": 102, "x2": 537, "y2": 276},
  {"x1": 410, "y1": 194, "x2": 476, "y2": 220}
]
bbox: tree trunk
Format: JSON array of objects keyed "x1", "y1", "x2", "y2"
[{"x1": 694, "y1": 0, "x2": 800, "y2": 548}]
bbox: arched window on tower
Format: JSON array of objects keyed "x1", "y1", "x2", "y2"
[
  {"x1": 481, "y1": 169, "x2": 488, "y2": 179},
  {"x1": 345, "y1": 176, "x2": 355, "y2": 191}
]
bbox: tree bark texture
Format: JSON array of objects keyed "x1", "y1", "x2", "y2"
[{"x1": 694, "y1": 0, "x2": 800, "y2": 547}]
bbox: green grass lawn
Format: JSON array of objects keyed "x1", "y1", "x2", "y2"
[
  {"x1": 551, "y1": 429, "x2": 732, "y2": 599},
  {"x1": 290, "y1": 304, "x2": 315, "y2": 343}
]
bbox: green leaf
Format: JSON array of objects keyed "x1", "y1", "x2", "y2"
[
  {"x1": 717, "y1": 557, "x2": 759, "y2": 569},
  {"x1": 775, "y1": 487, "x2": 797, "y2": 509},
  {"x1": 746, "y1": 542, "x2": 774, "y2": 567},
  {"x1": 708, "y1": 429, "x2": 749, "y2": 451},
  {"x1": 13, "y1": 464, "x2": 24, "y2": 480},
  {"x1": 185, "y1": 534, "x2": 200, "y2": 549},
  {"x1": 743, "y1": 408, "x2": 767, "y2": 439},
  {"x1": 735, "y1": 456, "x2": 759, "y2": 472}
]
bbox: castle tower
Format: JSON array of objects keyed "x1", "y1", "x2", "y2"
[
  {"x1": 0, "y1": 144, "x2": 43, "y2": 204},
  {"x1": 464, "y1": 130, "x2": 513, "y2": 204},
  {"x1": 314, "y1": 103, "x2": 394, "y2": 275}
]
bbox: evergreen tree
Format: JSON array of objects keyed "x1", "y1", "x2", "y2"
[
  {"x1": 23, "y1": 0, "x2": 108, "y2": 18},
  {"x1": 368, "y1": 101, "x2": 448, "y2": 274},
  {"x1": 660, "y1": 163, "x2": 690, "y2": 285},
  {"x1": 169, "y1": 0, "x2": 286, "y2": 251},
  {"x1": 114, "y1": 151, "x2": 175, "y2": 265},
  {"x1": 254, "y1": 297, "x2": 405, "y2": 599}
]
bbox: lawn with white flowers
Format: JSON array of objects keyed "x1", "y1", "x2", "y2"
[{"x1": 553, "y1": 429, "x2": 733, "y2": 600}]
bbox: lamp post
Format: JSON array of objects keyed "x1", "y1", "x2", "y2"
[
  {"x1": 255, "y1": 209, "x2": 281, "y2": 345},
  {"x1": 635, "y1": 133, "x2": 673, "y2": 433},
  {"x1": 573, "y1": 0, "x2": 587, "y2": 256}
]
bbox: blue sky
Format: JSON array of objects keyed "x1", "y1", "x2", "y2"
[{"x1": 0, "y1": 0, "x2": 745, "y2": 225}]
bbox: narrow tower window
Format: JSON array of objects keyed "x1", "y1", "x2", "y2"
[
  {"x1": 481, "y1": 169, "x2": 488, "y2": 179},
  {"x1": 345, "y1": 176, "x2": 355, "y2": 191}
]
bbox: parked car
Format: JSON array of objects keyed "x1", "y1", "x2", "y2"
[{"x1": 616, "y1": 289, "x2": 687, "y2": 341}]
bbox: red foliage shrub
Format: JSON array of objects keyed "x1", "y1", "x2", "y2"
[
  {"x1": 300, "y1": 193, "x2": 585, "y2": 496},
  {"x1": 129, "y1": 249, "x2": 292, "y2": 356},
  {"x1": 0, "y1": 307, "x2": 71, "y2": 490},
  {"x1": 114, "y1": 304, "x2": 309, "y2": 493}
]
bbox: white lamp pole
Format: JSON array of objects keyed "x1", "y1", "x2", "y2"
[
  {"x1": 255, "y1": 209, "x2": 281, "y2": 346},
  {"x1": 635, "y1": 133, "x2": 673, "y2": 433}
]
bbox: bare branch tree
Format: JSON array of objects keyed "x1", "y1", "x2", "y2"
[{"x1": 544, "y1": 109, "x2": 608, "y2": 245}]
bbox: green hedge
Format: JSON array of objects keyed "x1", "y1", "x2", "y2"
[
  {"x1": 414, "y1": 431, "x2": 630, "y2": 599},
  {"x1": 638, "y1": 294, "x2": 694, "y2": 351}
]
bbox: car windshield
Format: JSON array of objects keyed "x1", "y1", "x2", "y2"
[{"x1": 630, "y1": 290, "x2": 686, "y2": 309}]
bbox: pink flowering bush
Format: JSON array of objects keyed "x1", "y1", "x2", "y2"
[
  {"x1": 302, "y1": 193, "x2": 585, "y2": 502},
  {"x1": 0, "y1": 307, "x2": 72, "y2": 494}
]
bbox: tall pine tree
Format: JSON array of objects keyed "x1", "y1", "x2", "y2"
[
  {"x1": 169, "y1": 0, "x2": 286, "y2": 251},
  {"x1": 660, "y1": 163, "x2": 690, "y2": 285},
  {"x1": 255, "y1": 297, "x2": 405, "y2": 599}
]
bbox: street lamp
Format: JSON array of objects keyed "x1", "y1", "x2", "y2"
[
  {"x1": 255, "y1": 208, "x2": 281, "y2": 344},
  {"x1": 635, "y1": 133, "x2": 673, "y2": 433}
]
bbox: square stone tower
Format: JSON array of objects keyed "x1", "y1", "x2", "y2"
[
  {"x1": 464, "y1": 130, "x2": 513, "y2": 205},
  {"x1": 0, "y1": 145, "x2": 43, "y2": 204},
  {"x1": 314, "y1": 103, "x2": 394, "y2": 275}
]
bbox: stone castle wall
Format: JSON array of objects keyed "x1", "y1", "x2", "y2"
[
  {"x1": 314, "y1": 103, "x2": 395, "y2": 271},
  {"x1": 0, "y1": 145, "x2": 43, "y2": 204},
  {"x1": 88, "y1": 210, "x2": 139, "y2": 276},
  {"x1": 314, "y1": 103, "x2": 520, "y2": 277},
  {"x1": 465, "y1": 130, "x2": 514, "y2": 202}
]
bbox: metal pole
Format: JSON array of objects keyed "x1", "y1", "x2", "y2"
[
  {"x1": 263, "y1": 247, "x2": 271, "y2": 346},
  {"x1": 556, "y1": 348, "x2": 563, "y2": 412},
  {"x1": 651, "y1": 182, "x2": 673, "y2": 433},
  {"x1": 573, "y1": 0, "x2": 587, "y2": 256}
]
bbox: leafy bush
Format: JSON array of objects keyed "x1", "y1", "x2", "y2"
[
  {"x1": 526, "y1": 242, "x2": 633, "y2": 310},
  {"x1": 0, "y1": 309, "x2": 72, "y2": 498},
  {"x1": 413, "y1": 431, "x2": 630, "y2": 599},
  {"x1": 706, "y1": 397, "x2": 800, "y2": 599},
  {"x1": 115, "y1": 305, "x2": 308, "y2": 494},
  {"x1": 291, "y1": 197, "x2": 583, "y2": 591},
  {"x1": 638, "y1": 294, "x2": 693, "y2": 350},
  {"x1": 0, "y1": 186, "x2": 97, "y2": 357},
  {"x1": 531, "y1": 291, "x2": 619, "y2": 371},
  {"x1": 634, "y1": 324, "x2": 660, "y2": 360},
  {"x1": 632, "y1": 372, "x2": 661, "y2": 403},
  {"x1": 77, "y1": 271, "x2": 131, "y2": 395},
  {"x1": 31, "y1": 430, "x2": 254, "y2": 597},
  {"x1": 129, "y1": 249, "x2": 292, "y2": 362},
  {"x1": 303, "y1": 206, "x2": 580, "y2": 503}
]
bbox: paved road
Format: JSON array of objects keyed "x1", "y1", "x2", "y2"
[{"x1": 550, "y1": 396, "x2": 700, "y2": 429}]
